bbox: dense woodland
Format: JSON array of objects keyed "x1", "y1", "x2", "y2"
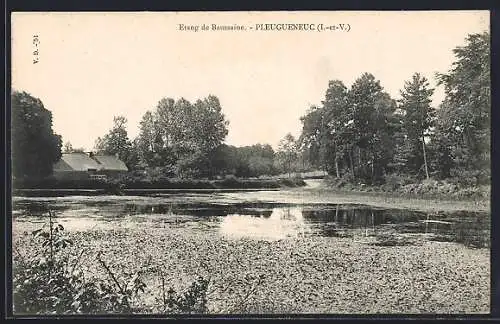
[
  {"x1": 299, "y1": 32, "x2": 490, "y2": 186},
  {"x1": 12, "y1": 32, "x2": 490, "y2": 188}
]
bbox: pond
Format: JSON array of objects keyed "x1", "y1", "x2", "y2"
[
  {"x1": 12, "y1": 193, "x2": 490, "y2": 248},
  {"x1": 11, "y1": 190, "x2": 491, "y2": 314}
]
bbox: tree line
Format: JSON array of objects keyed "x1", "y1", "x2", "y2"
[
  {"x1": 11, "y1": 88, "x2": 302, "y2": 181},
  {"x1": 11, "y1": 32, "x2": 489, "y2": 186},
  {"x1": 298, "y1": 32, "x2": 489, "y2": 185},
  {"x1": 87, "y1": 96, "x2": 304, "y2": 179}
]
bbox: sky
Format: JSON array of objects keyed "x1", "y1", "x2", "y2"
[{"x1": 11, "y1": 11, "x2": 489, "y2": 151}]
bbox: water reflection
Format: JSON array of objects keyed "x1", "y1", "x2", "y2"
[
  {"x1": 220, "y1": 207, "x2": 305, "y2": 240},
  {"x1": 217, "y1": 206, "x2": 489, "y2": 248},
  {"x1": 12, "y1": 199, "x2": 489, "y2": 248}
]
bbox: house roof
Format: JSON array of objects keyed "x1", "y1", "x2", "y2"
[
  {"x1": 92, "y1": 155, "x2": 128, "y2": 171},
  {"x1": 53, "y1": 153, "x2": 102, "y2": 172}
]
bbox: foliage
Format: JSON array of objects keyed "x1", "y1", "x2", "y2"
[
  {"x1": 13, "y1": 177, "x2": 123, "y2": 192},
  {"x1": 210, "y1": 144, "x2": 279, "y2": 178},
  {"x1": 14, "y1": 33, "x2": 489, "y2": 189},
  {"x1": 277, "y1": 177, "x2": 306, "y2": 188},
  {"x1": 12, "y1": 210, "x2": 229, "y2": 315},
  {"x1": 135, "y1": 96, "x2": 229, "y2": 177},
  {"x1": 297, "y1": 32, "x2": 490, "y2": 187},
  {"x1": 13, "y1": 210, "x2": 146, "y2": 314},
  {"x1": 348, "y1": 74, "x2": 398, "y2": 183},
  {"x1": 13, "y1": 208, "x2": 282, "y2": 315},
  {"x1": 11, "y1": 91, "x2": 62, "y2": 180},
  {"x1": 396, "y1": 73, "x2": 435, "y2": 178},
  {"x1": 435, "y1": 31, "x2": 490, "y2": 184},
  {"x1": 299, "y1": 105, "x2": 326, "y2": 170},
  {"x1": 276, "y1": 133, "x2": 299, "y2": 177},
  {"x1": 155, "y1": 271, "x2": 210, "y2": 314},
  {"x1": 63, "y1": 141, "x2": 73, "y2": 153},
  {"x1": 13, "y1": 209, "x2": 489, "y2": 314},
  {"x1": 62, "y1": 142, "x2": 86, "y2": 154},
  {"x1": 299, "y1": 74, "x2": 397, "y2": 184},
  {"x1": 94, "y1": 116, "x2": 138, "y2": 170}
]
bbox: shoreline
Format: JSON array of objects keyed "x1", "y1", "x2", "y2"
[
  {"x1": 292, "y1": 187, "x2": 490, "y2": 213},
  {"x1": 11, "y1": 186, "x2": 490, "y2": 214}
]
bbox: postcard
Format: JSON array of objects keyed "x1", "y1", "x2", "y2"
[{"x1": 10, "y1": 11, "x2": 490, "y2": 316}]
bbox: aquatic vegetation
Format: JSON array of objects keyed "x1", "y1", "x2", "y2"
[
  {"x1": 11, "y1": 192, "x2": 490, "y2": 315},
  {"x1": 12, "y1": 209, "x2": 490, "y2": 314}
]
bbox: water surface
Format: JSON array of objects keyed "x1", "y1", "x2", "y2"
[{"x1": 12, "y1": 194, "x2": 489, "y2": 248}]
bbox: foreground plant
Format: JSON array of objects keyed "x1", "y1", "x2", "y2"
[
  {"x1": 155, "y1": 270, "x2": 210, "y2": 314},
  {"x1": 13, "y1": 210, "x2": 146, "y2": 314},
  {"x1": 12, "y1": 210, "x2": 233, "y2": 315}
]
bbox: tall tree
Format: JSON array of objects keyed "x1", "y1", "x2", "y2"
[
  {"x1": 428, "y1": 105, "x2": 454, "y2": 179},
  {"x1": 197, "y1": 95, "x2": 230, "y2": 153},
  {"x1": 299, "y1": 105, "x2": 324, "y2": 170},
  {"x1": 94, "y1": 116, "x2": 136, "y2": 169},
  {"x1": 63, "y1": 141, "x2": 73, "y2": 153},
  {"x1": 11, "y1": 90, "x2": 62, "y2": 180},
  {"x1": 277, "y1": 133, "x2": 298, "y2": 177},
  {"x1": 347, "y1": 73, "x2": 396, "y2": 183},
  {"x1": 136, "y1": 110, "x2": 164, "y2": 167},
  {"x1": 371, "y1": 92, "x2": 399, "y2": 181},
  {"x1": 155, "y1": 97, "x2": 182, "y2": 164},
  {"x1": 136, "y1": 95, "x2": 229, "y2": 177},
  {"x1": 398, "y1": 73, "x2": 435, "y2": 179},
  {"x1": 299, "y1": 80, "x2": 350, "y2": 176},
  {"x1": 436, "y1": 31, "x2": 490, "y2": 182},
  {"x1": 299, "y1": 76, "x2": 396, "y2": 183},
  {"x1": 322, "y1": 80, "x2": 349, "y2": 177}
]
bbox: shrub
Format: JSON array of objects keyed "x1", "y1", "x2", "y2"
[
  {"x1": 384, "y1": 174, "x2": 415, "y2": 189},
  {"x1": 154, "y1": 271, "x2": 210, "y2": 314},
  {"x1": 449, "y1": 169, "x2": 490, "y2": 187},
  {"x1": 278, "y1": 177, "x2": 306, "y2": 187},
  {"x1": 12, "y1": 211, "x2": 146, "y2": 314},
  {"x1": 218, "y1": 175, "x2": 241, "y2": 188},
  {"x1": 12, "y1": 210, "x2": 221, "y2": 315}
]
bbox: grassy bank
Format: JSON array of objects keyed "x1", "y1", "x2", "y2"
[
  {"x1": 323, "y1": 176, "x2": 490, "y2": 201},
  {"x1": 123, "y1": 176, "x2": 306, "y2": 190},
  {"x1": 13, "y1": 176, "x2": 306, "y2": 192},
  {"x1": 13, "y1": 218, "x2": 490, "y2": 314}
]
